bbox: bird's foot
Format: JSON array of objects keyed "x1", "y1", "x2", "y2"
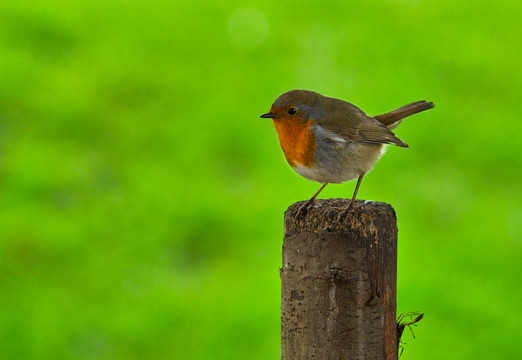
[
  {"x1": 295, "y1": 199, "x2": 315, "y2": 219},
  {"x1": 334, "y1": 200, "x2": 362, "y2": 224}
]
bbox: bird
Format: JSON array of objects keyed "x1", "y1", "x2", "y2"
[{"x1": 261, "y1": 90, "x2": 434, "y2": 219}]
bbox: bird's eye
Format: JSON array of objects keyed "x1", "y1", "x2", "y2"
[{"x1": 288, "y1": 108, "x2": 297, "y2": 115}]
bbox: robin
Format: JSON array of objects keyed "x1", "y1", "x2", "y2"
[{"x1": 261, "y1": 90, "x2": 434, "y2": 218}]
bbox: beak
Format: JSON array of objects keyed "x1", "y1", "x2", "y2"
[{"x1": 260, "y1": 112, "x2": 276, "y2": 119}]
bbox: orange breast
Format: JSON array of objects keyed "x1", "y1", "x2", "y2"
[{"x1": 273, "y1": 119, "x2": 316, "y2": 167}]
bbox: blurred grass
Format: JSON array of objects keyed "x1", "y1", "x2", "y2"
[{"x1": 0, "y1": 0, "x2": 521, "y2": 359}]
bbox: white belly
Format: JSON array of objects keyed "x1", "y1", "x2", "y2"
[{"x1": 291, "y1": 142, "x2": 386, "y2": 184}]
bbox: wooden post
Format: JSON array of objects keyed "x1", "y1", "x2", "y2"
[{"x1": 281, "y1": 199, "x2": 398, "y2": 360}]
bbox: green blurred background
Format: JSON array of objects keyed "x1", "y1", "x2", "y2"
[{"x1": 0, "y1": 0, "x2": 520, "y2": 359}]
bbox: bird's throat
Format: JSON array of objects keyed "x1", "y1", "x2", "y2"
[{"x1": 272, "y1": 119, "x2": 316, "y2": 167}]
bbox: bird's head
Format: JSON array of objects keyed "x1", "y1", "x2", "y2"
[{"x1": 260, "y1": 90, "x2": 324, "y2": 123}]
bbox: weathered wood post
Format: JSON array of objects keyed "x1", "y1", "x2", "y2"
[{"x1": 281, "y1": 199, "x2": 398, "y2": 360}]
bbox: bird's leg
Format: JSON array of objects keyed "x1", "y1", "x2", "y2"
[
  {"x1": 336, "y1": 175, "x2": 364, "y2": 221},
  {"x1": 296, "y1": 183, "x2": 328, "y2": 218}
]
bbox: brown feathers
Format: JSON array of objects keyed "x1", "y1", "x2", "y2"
[{"x1": 374, "y1": 101, "x2": 435, "y2": 130}]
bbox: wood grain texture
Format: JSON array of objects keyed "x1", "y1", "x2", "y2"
[{"x1": 281, "y1": 199, "x2": 398, "y2": 360}]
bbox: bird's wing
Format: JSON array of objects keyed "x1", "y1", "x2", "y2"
[
  {"x1": 357, "y1": 118, "x2": 409, "y2": 148},
  {"x1": 316, "y1": 98, "x2": 409, "y2": 148}
]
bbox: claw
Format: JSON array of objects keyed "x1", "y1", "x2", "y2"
[
  {"x1": 294, "y1": 183, "x2": 329, "y2": 219},
  {"x1": 295, "y1": 199, "x2": 314, "y2": 219},
  {"x1": 334, "y1": 200, "x2": 362, "y2": 224}
]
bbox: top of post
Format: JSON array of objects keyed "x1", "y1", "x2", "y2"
[{"x1": 284, "y1": 199, "x2": 397, "y2": 237}]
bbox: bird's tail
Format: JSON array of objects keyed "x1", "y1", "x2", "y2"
[{"x1": 374, "y1": 101, "x2": 434, "y2": 130}]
